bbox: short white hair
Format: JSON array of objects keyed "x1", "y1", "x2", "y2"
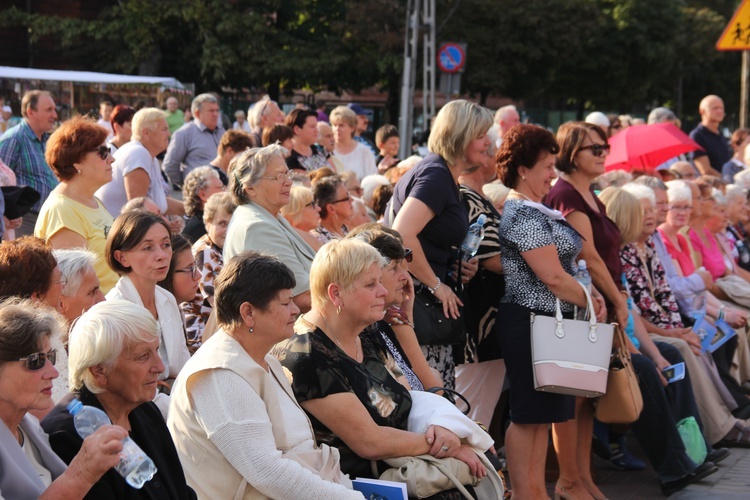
[
  {"x1": 68, "y1": 300, "x2": 159, "y2": 393},
  {"x1": 191, "y1": 93, "x2": 218, "y2": 115},
  {"x1": 726, "y1": 184, "x2": 748, "y2": 202},
  {"x1": 494, "y1": 105, "x2": 518, "y2": 124},
  {"x1": 622, "y1": 182, "x2": 656, "y2": 205},
  {"x1": 132, "y1": 107, "x2": 166, "y2": 141},
  {"x1": 665, "y1": 180, "x2": 692, "y2": 205},
  {"x1": 585, "y1": 111, "x2": 610, "y2": 129},
  {"x1": 52, "y1": 248, "x2": 98, "y2": 297},
  {"x1": 361, "y1": 174, "x2": 390, "y2": 204},
  {"x1": 733, "y1": 169, "x2": 750, "y2": 189},
  {"x1": 248, "y1": 96, "x2": 277, "y2": 129}
]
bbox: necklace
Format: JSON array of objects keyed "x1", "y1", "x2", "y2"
[
  {"x1": 320, "y1": 315, "x2": 361, "y2": 361},
  {"x1": 510, "y1": 189, "x2": 539, "y2": 203}
]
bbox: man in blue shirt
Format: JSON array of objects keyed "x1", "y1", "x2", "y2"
[{"x1": 0, "y1": 90, "x2": 59, "y2": 236}]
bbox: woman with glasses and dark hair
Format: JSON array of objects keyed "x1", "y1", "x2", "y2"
[
  {"x1": 0, "y1": 298, "x2": 128, "y2": 500},
  {"x1": 311, "y1": 175, "x2": 353, "y2": 243},
  {"x1": 224, "y1": 144, "x2": 317, "y2": 313},
  {"x1": 105, "y1": 210, "x2": 191, "y2": 413},
  {"x1": 35, "y1": 115, "x2": 119, "y2": 294}
]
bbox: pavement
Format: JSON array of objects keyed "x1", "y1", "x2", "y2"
[{"x1": 541, "y1": 435, "x2": 750, "y2": 499}]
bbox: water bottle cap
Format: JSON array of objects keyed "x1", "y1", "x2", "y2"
[
  {"x1": 66, "y1": 398, "x2": 83, "y2": 415},
  {"x1": 476, "y1": 214, "x2": 487, "y2": 225},
  {"x1": 577, "y1": 259, "x2": 587, "y2": 269}
]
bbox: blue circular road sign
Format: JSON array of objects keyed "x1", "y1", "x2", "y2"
[{"x1": 437, "y1": 43, "x2": 465, "y2": 74}]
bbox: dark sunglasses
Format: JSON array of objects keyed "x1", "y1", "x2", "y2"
[
  {"x1": 403, "y1": 248, "x2": 413, "y2": 263},
  {"x1": 18, "y1": 348, "x2": 57, "y2": 371},
  {"x1": 579, "y1": 143, "x2": 611, "y2": 157},
  {"x1": 91, "y1": 145, "x2": 111, "y2": 160}
]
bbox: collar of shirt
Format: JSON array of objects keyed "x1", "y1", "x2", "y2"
[
  {"x1": 194, "y1": 119, "x2": 218, "y2": 134},
  {"x1": 21, "y1": 119, "x2": 48, "y2": 144}
]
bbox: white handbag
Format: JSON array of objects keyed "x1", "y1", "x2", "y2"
[{"x1": 530, "y1": 281, "x2": 615, "y2": 397}]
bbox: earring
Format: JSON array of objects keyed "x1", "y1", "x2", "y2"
[
  {"x1": 336, "y1": 304, "x2": 342, "y2": 315},
  {"x1": 522, "y1": 176, "x2": 526, "y2": 181},
  {"x1": 249, "y1": 327, "x2": 254, "y2": 333},
  {"x1": 77, "y1": 169, "x2": 82, "y2": 175}
]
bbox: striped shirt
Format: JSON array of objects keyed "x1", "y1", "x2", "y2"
[{"x1": 0, "y1": 120, "x2": 58, "y2": 212}]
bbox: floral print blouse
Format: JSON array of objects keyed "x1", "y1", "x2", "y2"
[{"x1": 620, "y1": 238, "x2": 683, "y2": 329}]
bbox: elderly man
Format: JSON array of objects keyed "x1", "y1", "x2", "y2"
[
  {"x1": 0, "y1": 90, "x2": 59, "y2": 236},
  {"x1": 163, "y1": 93, "x2": 225, "y2": 187},
  {"x1": 492, "y1": 104, "x2": 520, "y2": 148},
  {"x1": 164, "y1": 96, "x2": 184, "y2": 135},
  {"x1": 248, "y1": 96, "x2": 285, "y2": 147},
  {"x1": 690, "y1": 95, "x2": 730, "y2": 177}
]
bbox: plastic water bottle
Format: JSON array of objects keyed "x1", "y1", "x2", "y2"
[
  {"x1": 691, "y1": 267, "x2": 708, "y2": 321},
  {"x1": 66, "y1": 398, "x2": 157, "y2": 489},
  {"x1": 575, "y1": 260, "x2": 592, "y2": 320},
  {"x1": 460, "y1": 214, "x2": 487, "y2": 261}
]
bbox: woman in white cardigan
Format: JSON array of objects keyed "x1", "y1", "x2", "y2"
[
  {"x1": 168, "y1": 251, "x2": 363, "y2": 500},
  {"x1": 105, "y1": 210, "x2": 191, "y2": 415}
]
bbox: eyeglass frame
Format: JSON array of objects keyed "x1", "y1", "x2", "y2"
[
  {"x1": 91, "y1": 145, "x2": 111, "y2": 160},
  {"x1": 259, "y1": 170, "x2": 293, "y2": 183},
  {"x1": 330, "y1": 195, "x2": 353, "y2": 205},
  {"x1": 579, "y1": 143, "x2": 611, "y2": 157},
  {"x1": 18, "y1": 348, "x2": 57, "y2": 371},
  {"x1": 305, "y1": 201, "x2": 318, "y2": 208},
  {"x1": 175, "y1": 264, "x2": 201, "y2": 279},
  {"x1": 669, "y1": 205, "x2": 692, "y2": 212},
  {"x1": 51, "y1": 273, "x2": 68, "y2": 288}
]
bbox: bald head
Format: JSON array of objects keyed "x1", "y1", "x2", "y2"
[
  {"x1": 494, "y1": 105, "x2": 520, "y2": 135},
  {"x1": 699, "y1": 95, "x2": 725, "y2": 127}
]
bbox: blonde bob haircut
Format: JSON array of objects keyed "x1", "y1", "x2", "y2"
[
  {"x1": 309, "y1": 239, "x2": 386, "y2": 310},
  {"x1": 228, "y1": 143, "x2": 288, "y2": 205},
  {"x1": 68, "y1": 299, "x2": 159, "y2": 393},
  {"x1": 428, "y1": 100, "x2": 493, "y2": 166},
  {"x1": 131, "y1": 107, "x2": 167, "y2": 141},
  {"x1": 599, "y1": 187, "x2": 643, "y2": 246},
  {"x1": 280, "y1": 185, "x2": 314, "y2": 225},
  {"x1": 329, "y1": 106, "x2": 358, "y2": 138}
]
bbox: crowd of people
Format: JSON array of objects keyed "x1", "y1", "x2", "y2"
[{"x1": 1, "y1": 87, "x2": 750, "y2": 499}]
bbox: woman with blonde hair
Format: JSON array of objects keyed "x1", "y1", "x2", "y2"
[
  {"x1": 384, "y1": 99, "x2": 489, "y2": 389},
  {"x1": 280, "y1": 185, "x2": 323, "y2": 251},
  {"x1": 95, "y1": 107, "x2": 184, "y2": 218},
  {"x1": 330, "y1": 106, "x2": 377, "y2": 180}
]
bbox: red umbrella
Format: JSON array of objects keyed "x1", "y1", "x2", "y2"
[{"x1": 604, "y1": 122, "x2": 704, "y2": 172}]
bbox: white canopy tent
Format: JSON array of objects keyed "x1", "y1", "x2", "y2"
[{"x1": 0, "y1": 66, "x2": 186, "y2": 89}]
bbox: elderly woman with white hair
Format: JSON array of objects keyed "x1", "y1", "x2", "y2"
[
  {"x1": 96, "y1": 107, "x2": 184, "y2": 218},
  {"x1": 181, "y1": 166, "x2": 225, "y2": 243},
  {"x1": 223, "y1": 144, "x2": 316, "y2": 313},
  {"x1": 725, "y1": 185, "x2": 750, "y2": 272},
  {"x1": 41, "y1": 300, "x2": 197, "y2": 499}
]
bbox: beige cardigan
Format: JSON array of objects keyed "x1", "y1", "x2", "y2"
[{"x1": 167, "y1": 329, "x2": 361, "y2": 500}]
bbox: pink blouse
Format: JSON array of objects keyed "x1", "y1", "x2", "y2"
[
  {"x1": 658, "y1": 228, "x2": 695, "y2": 277},
  {"x1": 688, "y1": 227, "x2": 726, "y2": 280}
]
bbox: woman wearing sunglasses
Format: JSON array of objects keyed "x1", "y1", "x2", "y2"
[
  {"x1": 546, "y1": 121, "x2": 619, "y2": 500},
  {"x1": 0, "y1": 298, "x2": 128, "y2": 500},
  {"x1": 105, "y1": 210, "x2": 191, "y2": 415},
  {"x1": 35, "y1": 116, "x2": 119, "y2": 294}
]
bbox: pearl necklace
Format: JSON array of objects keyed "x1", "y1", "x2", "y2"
[
  {"x1": 510, "y1": 189, "x2": 540, "y2": 203},
  {"x1": 321, "y1": 315, "x2": 361, "y2": 361}
]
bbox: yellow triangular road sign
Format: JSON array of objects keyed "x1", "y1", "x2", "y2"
[{"x1": 718, "y1": 0, "x2": 750, "y2": 50}]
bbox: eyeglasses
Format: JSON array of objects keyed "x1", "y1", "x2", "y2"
[
  {"x1": 403, "y1": 248, "x2": 413, "y2": 263},
  {"x1": 330, "y1": 195, "x2": 352, "y2": 204},
  {"x1": 91, "y1": 145, "x2": 111, "y2": 160},
  {"x1": 175, "y1": 264, "x2": 200, "y2": 279},
  {"x1": 305, "y1": 201, "x2": 318, "y2": 208},
  {"x1": 18, "y1": 349, "x2": 57, "y2": 371},
  {"x1": 259, "y1": 170, "x2": 293, "y2": 183},
  {"x1": 51, "y1": 273, "x2": 68, "y2": 288},
  {"x1": 670, "y1": 205, "x2": 692, "y2": 212},
  {"x1": 579, "y1": 143, "x2": 611, "y2": 157}
]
